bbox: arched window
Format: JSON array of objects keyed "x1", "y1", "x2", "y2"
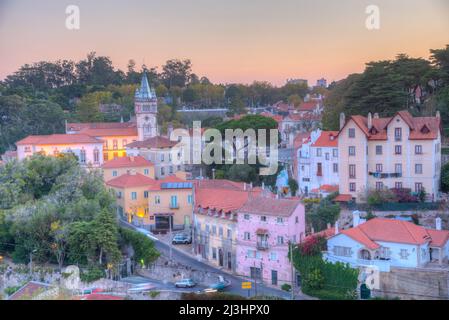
[{"x1": 80, "y1": 149, "x2": 86, "y2": 164}]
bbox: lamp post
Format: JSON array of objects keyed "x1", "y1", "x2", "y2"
[{"x1": 29, "y1": 249, "x2": 37, "y2": 277}]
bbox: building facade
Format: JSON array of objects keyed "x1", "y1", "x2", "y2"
[
  {"x1": 236, "y1": 197, "x2": 305, "y2": 287},
  {"x1": 102, "y1": 155, "x2": 155, "y2": 182},
  {"x1": 338, "y1": 111, "x2": 442, "y2": 202}
]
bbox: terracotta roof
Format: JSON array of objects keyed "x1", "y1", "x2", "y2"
[
  {"x1": 8, "y1": 281, "x2": 53, "y2": 300},
  {"x1": 77, "y1": 293, "x2": 125, "y2": 300},
  {"x1": 293, "y1": 132, "x2": 310, "y2": 149},
  {"x1": 66, "y1": 122, "x2": 136, "y2": 132},
  {"x1": 106, "y1": 173, "x2": 158, "y2": 188},
  {"x1": 260, "y1": 112, "x2": 283, "y2": 123},
  {"x1": 16, "y1": 134, "x2": 102, "y2": 145},
  {"x1": 339, "y1": 110, "x2": 441, "y2": 141},
  {"x1": 311, "y1": 131, "x2": 338, "y2": 147},
  {"x1": 239, "y1": 197, "x2": 301, "y2": 217},
  {"x1": 305, "y1": 227, "x2": 336, "y2": 241},
  {"x1": 195, "y1": 188, "x2": 257, "y2": 213},
  {"x1": 427, "y1": 229, "x2": 449, "y2": 247},
  {"x1": 102, "y1": 156, "x2": 153, "y2": 169},
  {"x1": 79, "y1": 127, "x2": 138, "y2": 137},
  {"x1": 311, "y1": 185, "x2": 339, "y2": 194},
  {"x1": 333, "y1": 194, "x2": 353, "y2": 202},
  {"x1": 299, "y1": 101, "x2": 319, "y2": 111},
  {"x1": 256, "y1": 228, "x2": 269, "y2": 235},
  {"x1": 126, "y1": 136, "x2": 178, "y2": 149},
  {"x1": 339, "y1": 218, "x2": 435, "y2": 249},
  {"x1": 194, "y1": 179, "x2": 247, "y2": 191}
]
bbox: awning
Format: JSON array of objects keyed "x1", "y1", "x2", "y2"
[
  {"x1": 153, "y1": 212, "x2": 174, "y2": 216},
  {"x1": 256, "y1": 228, "x2": 269, "y2": 235}
]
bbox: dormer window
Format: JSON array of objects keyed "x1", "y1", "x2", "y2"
[
  {"x1": 420, "y1": 125, "x2": 430, "y2": 134},
  {"x1": 370, "y1": 127, "x2": 378, "y2": 135}
]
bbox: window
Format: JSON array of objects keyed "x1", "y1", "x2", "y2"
[
  {"x1": 415, "y1": 164, "x2": 423, "y2": 174},
  {"x1": 415, "y1": 145, "x2": 422, "y2": 154},
  {"x1": 269, "y1": 252, "x2": 277, "y2": 261},
  {"x1": 277, "y1": 236, "x2": 284, "y2": 245},
  {"x1": 227, "y1": 229, "x2": 232, "y2": 239},
  {"x1": 80, "y1": 149, "x2": 86, "y2": 163},
  {"x1": 144, "y1": 168, "x2": 149, "y2": 175},
  {"x1": 112, "y1": 170, "x2": 118, "y2": 177},
  {"x1": 276, "y1": 217, "x2": 284, "y2": 224},
  {"x1": 170, "y1": 195, "x2": 178, "y2": 208},
  {"x1": 144, "y1": 191, "x2": 148, "y2": 198},
  {"x1": 169, "y1": 166, "x2": 173, "y2": 174},
  {"x1": 260, "y1": 216, "x2": 267, "y2": 222},
  {"x1": 219, "y1": 227, "x2": 223, "y2": 237},
  {"x1": 415, "y1": 183, "x2": 423, "y2": 193},
  {"x1": 160, "y1": 167, "x2": 165, "y2": 176},
  {"x1": 349, "y1": 164, "x2": 356, "y2": 179},
  {"x1": 187, "y1": 195, "x2": 193, "y2": 204},
  {"x1": 104, "y1": 153, "x2": 109, "y2": 162},
  {"x1": 244, "y1": 232, "x2": 251, "y2": 240},
  {"x1": 160, "y1": 154, "x2": 165, "y2": 162},
  {"x1": 400, "y1": 249, "x2": 409, "y2": 260},
  {"x1": 103, "y1": 140, "x2": 108, "y2": 150},
  {"x1": 113, "y1": 152, "x2": 118, "y2": 159},
  {"x1": 375, "y1": 164, "x2": 383, "y2": 173},
  {"x1": 395, "y1": 163, "x2": 402, "y2": 174},
  {"x1": 131, "y1": 192, "x2": 137, "y2": 200},
  {"x1": 316, "y1": 148, "x2": 322, "y2": 157},
  {"x1": 333, "y1": 246, "x2": 352, "y2": 257},
  {"x1": 205, "y1": 225, "x2": 210, "y2": 233},
  {"x1": 376, "y1": 145, "x2": 382, "y2": 155},
  {"x1": 122, "y1": 139, "x2": 127, "y2": 148},
  {"x1": 295, "y1": 216, "x2": 299, "y2": 223},
  {"x1": 333, "y1": 163, "x2": 338, "y2": 173},
  {"x1": 394, "y1": 128, "x2": 402, "y2": 141},
  {"x1": 244, "y1": 214, "x2": 250, "y2": 220},
  {"x1": 93, "y1": 149, "x2": 100, "y2": 163},
  {"x1": 212, "y1": 248, "x2": 217, "y2": 260},
  {"x1": 116, "y1": 191, "x2": 122, "y2": 199},
  {"x1": 395, "y1": 145, "x2": 402, "y2": 155},
  {"x1": 317, "y1": 163, "x2": 323, "y2": 176},
  {"x1": 376, "y1": 182, "x2": 383, "y2": 191},
  {"x1": 349, "y1": 183, "x2": 356, "y2": 192},
  {"x1": 395, "y1": 182, "x2": 403, "y2": 189},
  {"x1": 247, "y1": 250, "x2": 256, "y2": 259},
  {"x1": 113, "y1": 140, "x2": 118, "y2": 150},
  {"x1": 169, "y1": 153, "x2": 172, "y2": 161},
  {"x1": 333, "y1": 149, "x2": 338, "y2": 157},
  {"x1": 348, "y1": 146, "x2": 355, "y2": 156},
  {"x1": 348, "y1": 128, "x2": 355, "y2": 138},
  {"x1": 325, "y1": 153, "x2": 330, "y2": 160},
  {"x1": 155, "y1": 195, "x2": 160, "y2": 204},
  {"x1": 212, "y1": 225, "x2": 217, "y2": 235}
]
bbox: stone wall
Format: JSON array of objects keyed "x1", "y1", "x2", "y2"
[{"x1": 374, "y1": 267, "x2": 449, "y2": 300}]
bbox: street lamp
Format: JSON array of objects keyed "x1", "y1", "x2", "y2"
[{"x1": 29, "y1": 249, "x2": 37, "y2": 276}]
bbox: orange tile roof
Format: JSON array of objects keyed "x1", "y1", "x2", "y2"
[
  {"x1": 293, "y1": 132, "x2": 310, "y2": 149},
  {"x1": 195, "y1": 188, "x2": 257, "y2": 213},
  {"x1": 339, "y1": 110, "x2": 441, "y2": 141},
  {"x1": 311, "y1": 131, "x2": 338, "y2": 147},
  {"x1": 66, "y1": 122, "x2": 136, "y2": 132},
  {"x1": 126, "y1": 136, "x2": 178, "y2": 149},
  {"x1": 339, "y1": 218, "x2": 436, "y2": 249},
  {"x1": 299, "y1": 101, "x2": 319, "y2": 111},
  {"x1": 311, "y1": 184, "x2": 339, "y2": 194},
  {"x1": 194, "y1": 179, "x2": 247, "y2": 191},
  {"x1": 106, "y1": 173, "x2": 158, "y2": 188},
  {"x1": 427, "y1": 229, "x2": 449, "y2": 247},
  {"x1": 16, "y1": 134, "x2": 102, "y2": 145},
  {"x1": 305, "y1": 227, "x2": 336, "y2": 241},
  {"x1": 148, "y1": 175, "x2": 191, "y2": 191},
  {"x1": 79, "y1": 127, "x2": 138, "y2": 137},
  {"x1": 239, "y1": 197, "x2": 301, "y2": 217},
  {"x1": 260, "y1": 112, "x2": 283, "y2": 123},
  {"x1": 102, "y1": 156, "x2": 154, "y2": 169}
]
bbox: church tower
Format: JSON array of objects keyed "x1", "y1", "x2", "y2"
[{"x1": 135, "y1": 70, "x2": 158, "y2": 141}]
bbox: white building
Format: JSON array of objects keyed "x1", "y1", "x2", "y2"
[
  {"x1": 324, "y1": 214, "x2": 449, "y2": 272},
  {"x1": 296, "y1": 129, "x2": 339, "y2": 196}
]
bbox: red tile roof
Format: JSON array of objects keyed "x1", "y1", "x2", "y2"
[
  {"x1": 299, "y1": 101, "x2": 319, "y2": 111},
  {"x1": 66, "y1": 122, "x2": 136, "y2": 132},
  {"x1": 427, "y1": 229, "x2": 449, "y2": 247},
  {"x1": 106, "y1": 172, "x2": 158, "y2": 188},
  {"x1": 8, "y1": 281, "x2": 53, "y2": 300},
  {"x1": 260, "y1": 112, "x2": 283, "y2": 123},
  {"x1": 305, "y1": 227, "x2": 336, "y2": 241},
  {"x1": 195, "y1": 188, "x2": 258, "y2": 213},
  {"x1": 148, "y1": 175, "x2": 191, "y2": 191},
  {"x1": 333, "y1": 194, "x2": 353, "y2": 202},
  {"x1": 102, "y1": 156, "x2": 153, "y2": 169},
  {"x1": 126, "y1": 136, "x2": 178, "y2": 149},
  {"x1": 79, "y1": 127, "x2": 138, "y2": 137},
  {"x1": 311, "y1": 131, "x2": 338, "y2": 147},
  {"x1": 340, "y1": 111, "x2": 441, "y2": 141},
  {"x1": 194, "y1": 179, "x2": 247, "y2": 191},
  {"x1": 311, "y1": 185, "x2": 339, "y2": 194},
  {"x1": 239, "y1": 197, "x2": 301, "y2": 217},
  {"x1": 16, "y1": 134, "x2": 102, "y2": 145},
  {"x1": 77, "y1": 293, "x2": 125, "y2": 300},
  {"x1": 338, "y1": 218, "x2": 444, "y2": 249},
  {"x1": 293, "y1": 132, "x2": 310, "y2": 149}
]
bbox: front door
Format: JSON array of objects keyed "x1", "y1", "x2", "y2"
[
  {"x1": 219, "y1": 249, "x2": 224, "y2": 267},
  {"x1": 227, "y1": 252, "x2": 232, "y2": 270},
  {"x1": 271, "y1": 270, "x2": 278, "y2": 285}
]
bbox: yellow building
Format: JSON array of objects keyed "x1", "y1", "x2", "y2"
[
  {"x1": 102, "y1": 155, "x2": 155, "y2": 182},
  {"x1": 106, "y1": 172, "x2": 158, "y2": 222}
]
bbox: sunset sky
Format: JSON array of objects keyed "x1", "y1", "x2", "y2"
[{"x1": 0, "y1": 0, "x2": 448, "y2": 86}]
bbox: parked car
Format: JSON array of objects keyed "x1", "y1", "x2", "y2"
[
  {"x1": 209, "y1": 276, "x2": 231, "y2": 291},
  {"x1": 175, "y1": 279, "x2": 196, "y2": 288},
  {"x1": 172, "y1": 233, "x2": 191, "y2": 244}
]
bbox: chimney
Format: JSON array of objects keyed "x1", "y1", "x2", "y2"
[
  {"x1": 367, "y1": 112, "x2": 373, "y2": 130},
  {"x1": 436, "y1": 110, "x2": 441, "y2": 118},
  {"x1": 353, "y1": 210, "x2": 361, "y2": 227},
  {"x1": 339, "y1": 113, "x2": 346, "y2": 130},
  {"x1": 373, "y1": 113, "x2": 379, "y2": 119},
  {"x1": 436, "y1": 217, "x2": 442, "y2": 231},
  {"x1": 335, "y1": 221, "x2": 339, "y2": 234},
  {"x1": 327, "y1": 223, "x2": 331, "y2": 230}
]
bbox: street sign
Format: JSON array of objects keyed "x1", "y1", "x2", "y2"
[{"x1": 241, "y1": 282, "x2": 252, "y2": 289}]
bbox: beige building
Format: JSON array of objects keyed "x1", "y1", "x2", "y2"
[
  {"x1": 338, "y1": 110, "x2": 442, "y2": 202},
  {"x1": 102, "y1": 155, "x2": 155, "y2": 182}
]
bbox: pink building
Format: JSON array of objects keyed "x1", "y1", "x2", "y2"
[{"x1": 236, "y1": 197, "x2": 305, "y2": 287}]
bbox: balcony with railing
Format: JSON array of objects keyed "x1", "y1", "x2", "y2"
[
  {"x1": 369, "y1": 172, "x2": 402, "y2": 179},
  {"x1": 256, "y1": 240, "x2": 269, "y2": 250}
]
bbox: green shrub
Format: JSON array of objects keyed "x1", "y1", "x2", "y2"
[
  {"x1": 149, "y1": 291, "x2": 160, "y2": 298},
  {"x1": 80, "y1": 267, "x2": 105, "y2": 283},
  {"x1": 5, "y1": 285, "x2": 22, "y2": 296},
  {"x1": 181, "y1": 292, "x2": 246, "y2": 300},
  {"x1": 281, "y1": 283, "x2": 291, "y2": 292}
]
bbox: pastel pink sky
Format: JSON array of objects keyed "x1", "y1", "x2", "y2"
[{"x1": 0, "y1": 0, "x2": 448, "y2": 86}]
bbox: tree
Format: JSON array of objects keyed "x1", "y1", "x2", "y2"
[
  {"x1": 161, "y1": 59, "x2": 192, "y2": 88},
  {"x1": 288, "y1": 178, "x2": 299, "y2": 196},
  {"x1": 441, "y1": 163, "x2": 449, "y2": 192},
  {"x1": 76, "y1": 92, "x2": 104, "y2": 122},
  {"x1": 119, "y1": 228, "x2": 159, "y2": 266},
  {"x1": 92, "y1": 209, "x2": 121, "y2": 265}
]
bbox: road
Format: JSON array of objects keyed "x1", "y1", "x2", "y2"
[{"x1": 120, "y1": 220, "x2": 303, "y2": 299}]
